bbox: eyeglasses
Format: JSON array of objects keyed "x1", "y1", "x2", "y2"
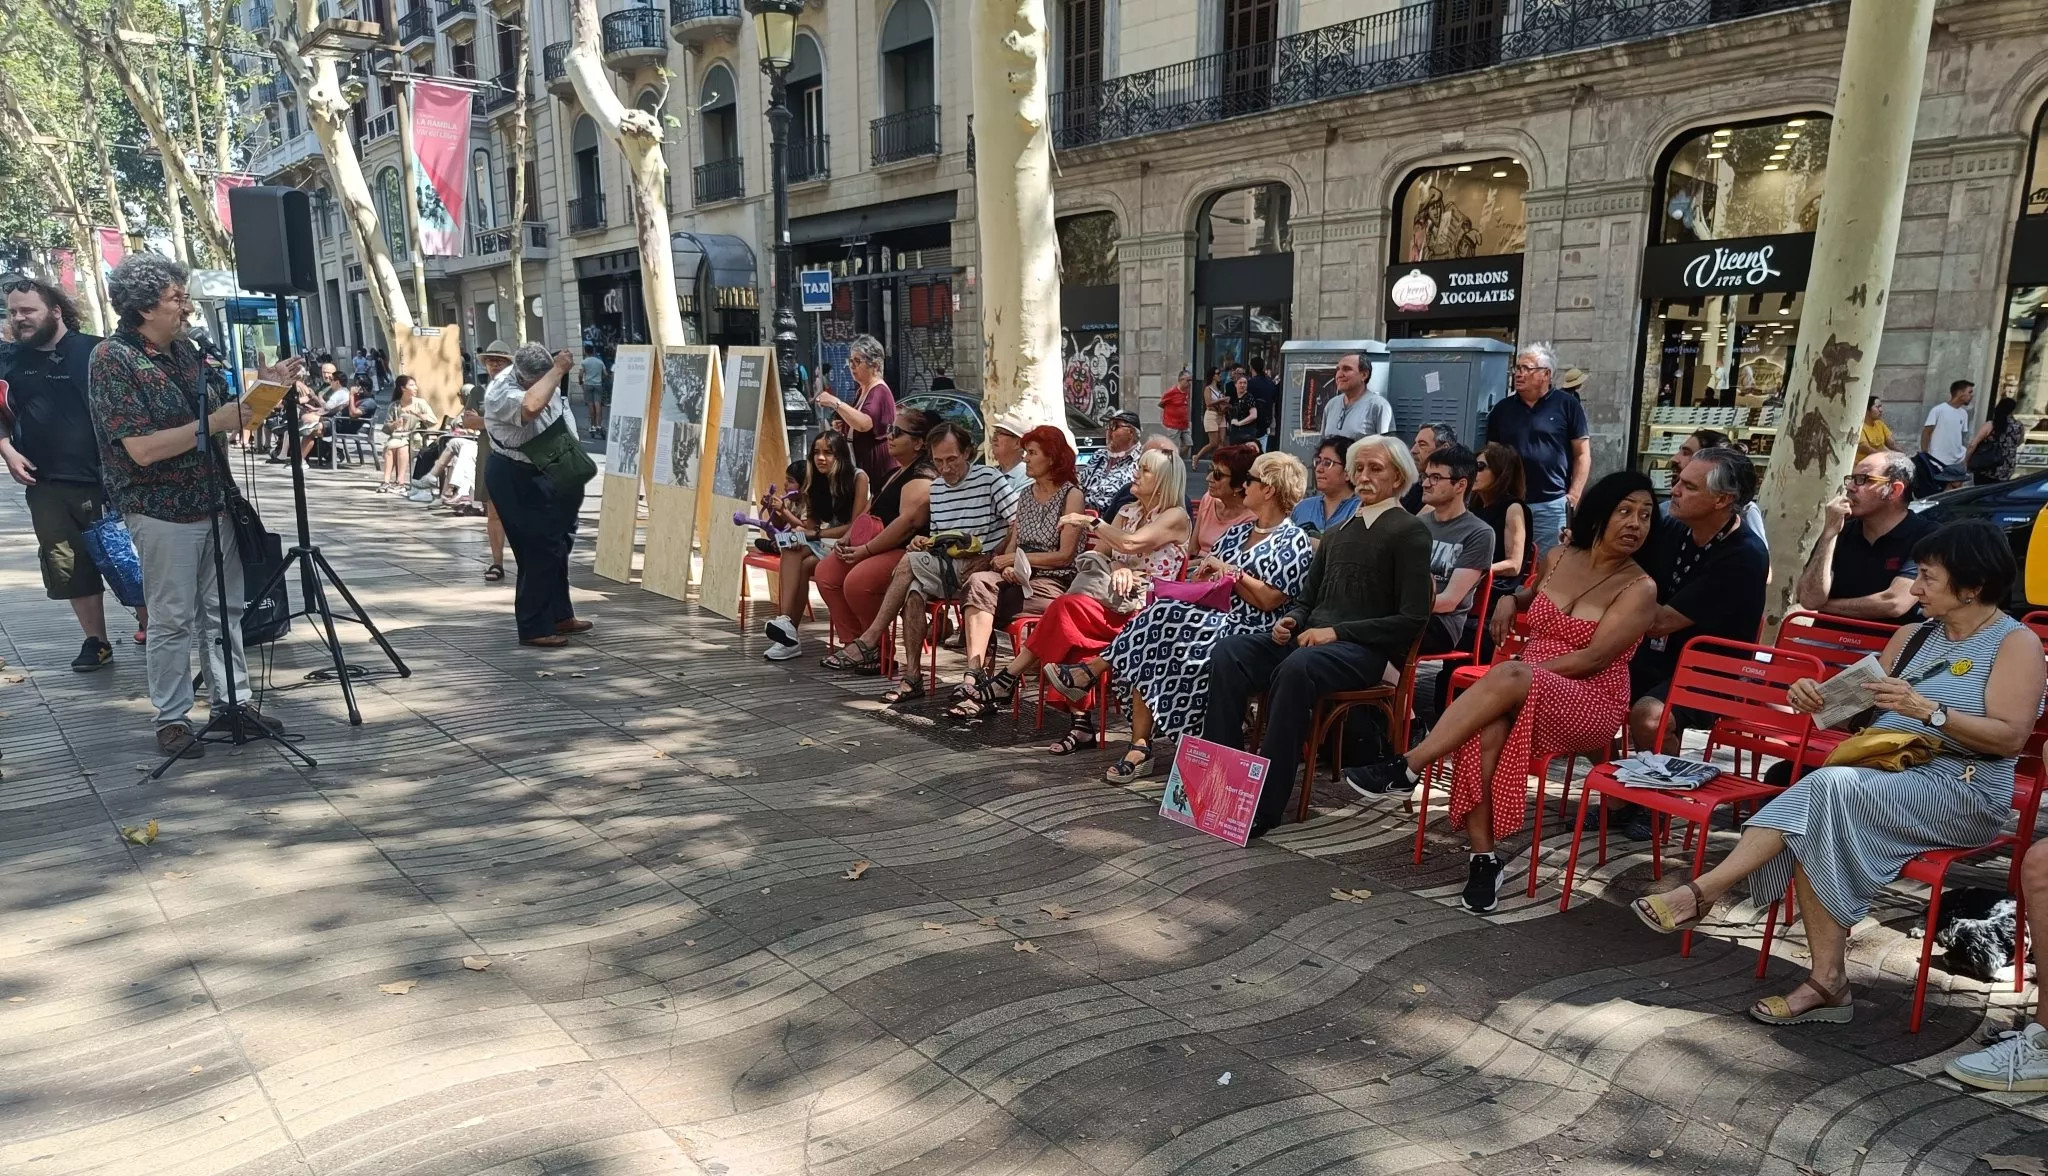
[
  {"x1": 1844, "y1": 473, "x2": 1889, "y2": 487},
  {"x1": 1313, "y1": 457, "x2": 1342, "y2": 468},
  {"x1": 1245, "y1": 475, "x2": 1268, "y2": 488},
  {"x1": 1420, "y1": 473, "x2": 1456, "y2": 485},
  {"x1": 1513, "y1": 363, "x2": 1549, "y2": 375},
  {"x1": 1206, "y1": 469, "x2": 1230, "y2": 480}
]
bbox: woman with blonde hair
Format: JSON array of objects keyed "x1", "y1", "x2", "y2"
[
  {"x1": 1050, "y1": 451, "x2": 1315, "y2": 780},
  {"x1": 956, "y1": 448, "x2": 1191, "y2": 752}
]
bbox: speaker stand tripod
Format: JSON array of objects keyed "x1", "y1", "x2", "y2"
[{"x1": 244, "y1": 293, "x2": 410, "y2": 726}]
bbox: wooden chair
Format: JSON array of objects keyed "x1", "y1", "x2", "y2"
[
  {"x1": 1293, "y1": 628, "x2": 1430, "y2": 824},
  {"x1": 1559, "y1": 637, "x2": 1825, "y2": 956}
]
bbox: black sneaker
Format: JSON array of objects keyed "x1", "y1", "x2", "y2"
[
  {"x1": 1344, "y1": 756, "x2": 1417, "y2": 799},
  {"x1": 71, "y1": 637, "x2": 112, "y2": 672},
  {"x1": 1462, "y1": 853, "x2": 1505, "y2": 914}
]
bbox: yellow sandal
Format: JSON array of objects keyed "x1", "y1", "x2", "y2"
[
  {"x1": 1750, "y1": 977, "x2": 1853, "y2": 1025},
  {"x1": 1631, "y1": 880, "x2": 1707, "y2": 934}
]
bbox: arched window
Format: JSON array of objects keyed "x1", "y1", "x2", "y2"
[
  {"x1": 470, "y1": 148, "x2": 495, "y2": 229},
  {"x1": 700, "y1": 63, "x2": 737, "y2": 163},
  {"x1": 1655, "y1": 114, "x2": 1832, "y2": 244},
  {"x1": 375, "y1": 166, "x2": 406, "y2": 260},
  {"x1": 789, "y1": 33, "x2": 825, "y2": 180},
  {"x1": 1194, "y1": 183, "x2": 1291, "y2": 396},
  {"x1": 570, "y1": 114, "x2": 603, "y2": 229},
  {"x1": 1394, "y1": 158, "x2": 1528, "y2": 263},
  {"x1": 1196, "y1": 183, "x2": 1289, "y2": 261},
  {"x1": 1994, "y1": 104, "x2": 2048, "y2": 416},
  {"x1": 1057, "y1": 211, "x2": 1120, "y2": 427},
  {"x1": 879, "y1": 0, "x2": 934, "y2": 116}
]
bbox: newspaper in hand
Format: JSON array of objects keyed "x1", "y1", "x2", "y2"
[
  {"x1": 1811, "y1": 653, "x2": 1885, "y2": 730},
  {"x1": 1608, "y1": 752, "x2": 1722, "y2": 790}
]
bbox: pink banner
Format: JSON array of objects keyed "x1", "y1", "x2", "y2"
[
  {"x1": 95, "y1": 227, "x2": 126, "y2": 274},
  {"x1": 214, "y1": 174, "x2": 255, "y2": 233},
  {"x1": 410, "y1": 81, "x2": 471, "y2": 256},
  {"x1": 1160, "y1": 736, "x2": 1266, "y2": 846},
  {"x1": 53, "y1": 248, "x2": 77, "y2": 293}
]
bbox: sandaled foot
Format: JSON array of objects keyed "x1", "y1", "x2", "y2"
[
  {"x1": 821, "y1": 638, "x2": 879, "y2": 672},
  {"x1": 1750, "y1": 976, "x2": 1853, "y2": 1025},
  {"x1": 1045, "y1": 662, "x2": 1100, "y2": 702},
  {"x1": 879, "y1": 678, "x2": 925, "y2": 705},
  {"x1": 1105, "y1": 742, "x2": 1154, "y2": 782},
  {"x1": 483, "y1": 563, "x2": 504, "y2": 582},
  {"x1": 1632, "y1": 880, "x2": 1707, "y2": 934},
  {"x1": 1047, "y1": 727, "x2": 1099, "y2": 756}
]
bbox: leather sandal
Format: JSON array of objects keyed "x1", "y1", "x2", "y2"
[
  {"x1": 1046, "y1": 662, "x2": 1099, "y2": 702},
  {"x1": 483, "y1": 563, "x2": 504, "y2": 582},
  {"x1": 879, "y1": 677, "x2": 925, "y2": 705},
  {"x1": 1631, "y1": 880, "x2": 1708, "y2": 934},
  {"x1": 1105, "y1": 742, "x2": 1154, "y2": 782},
  {"x1": 821, "y1": 638, "x2": 879, "y2": 672},
  {"x1": 1750, "y1": 976, "x2": 1854, "y2": 1025}
]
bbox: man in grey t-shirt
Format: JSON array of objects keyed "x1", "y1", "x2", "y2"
[
  {"x1": 1417, "y1": 444, "x2": 1495, "y2": 653},
  {"x1": 578, "y1": 345, "x2": 607, "y2": 439}
]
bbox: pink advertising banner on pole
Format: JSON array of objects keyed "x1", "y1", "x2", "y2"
[
  {"x1": 53, "y1": 248, "x2": 77, "y2": 293},
  {"x1": 95, "y1": 227, "x2": 126, "y2": 275},
  {"x1": 1159, "y1": 736, "x2": 1266, "y2": 846},
  {"x1": 410, "y1": 80, "x2": 471, "y2": 256},
  {"x1": 214, "y1": 174, "x2": 255, "y2": 233}
]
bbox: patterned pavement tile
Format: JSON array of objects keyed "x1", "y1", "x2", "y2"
[{"x1": 2, "y1": 462, "x2": 2045, "y2": 1176}]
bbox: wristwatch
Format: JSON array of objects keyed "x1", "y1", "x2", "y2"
[{"x1": 1929, "y1": 704, "x2": 1948, "y2": 729}]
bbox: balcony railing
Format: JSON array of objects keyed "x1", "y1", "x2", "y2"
[
  {"x1": 484, "y1": 67, "x2": 518, "y2": 110},
  {"x1": 601, "y1": 6, "x2": 667, "y2": 60},
  {"x1": 668, "y1": 0, "x2": 740, "y2": 33},
  {"x1": 436, "y1": 0, "x2": 474, "y2": 23},
  {"x1": 398, "y1": 3, "x2": 431, "y2": 41},
  {"x1": 1049, "y1": 0, "x2": 1823, "y2": 149},
  {"x1": 870, "y1": 105, "x2": 939, "y2": 165},
  {"x1": 543, "y1": 42, "x2": 570, "y2": 81},
  {"x1": 362, "y1": 108, "x2": 398, "y2": 146},
  {"x1": 567, "y1": 193, "x2": 605, "y2": 232},
  {"x1": 471, "y1": 221, "x2": 552, "y2": 255},
  {"x1": 693, "y1": 157, "x2": 744, "y2": 204},
  {"x1": 786, "y1": 133, "x2": 829, "y2": 183}
]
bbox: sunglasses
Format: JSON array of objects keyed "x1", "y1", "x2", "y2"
[
  {"x1": 1844, "y1": 473, "x2": 1889, "y2": 487},
  {"x1": 887, "y1": 426, "x2": 914, "y2": 438},
  {"x1": 1475, "y1": 461, "x2": 1490, "y2": 471}
]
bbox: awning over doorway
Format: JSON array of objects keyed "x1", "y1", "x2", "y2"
[{"x1": 671, "y1": 232, "x2": 760, "y2": 311}]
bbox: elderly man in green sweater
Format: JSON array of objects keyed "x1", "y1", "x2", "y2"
[{"x1": 1200, "y1": 434, "x2": 1434, "y2": 835}]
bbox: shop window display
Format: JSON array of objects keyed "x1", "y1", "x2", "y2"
[
  {"x1": 1194, "y1": 184, "x2": 1293, "y2": 387},
  {"x1": 1992, "y1": 104, "x2": 2048, "y2": 476},
  {"x1": 1632, "y1": 114, "x2": 1830, "y2": 491},
  {"x1": 1385, "y1": 157, "x2": 1528, "y2": 343}
]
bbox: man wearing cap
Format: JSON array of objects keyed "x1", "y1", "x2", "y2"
[
  {"x1": 481, "y1": 342, "x2": 588, "y2": 648},
  {"x1": 1080, "y1": 409, "x2": 1141, "y2": 514},
  {"x1": 989, "y1": 409, "x2": 1031, "y2": 492}
]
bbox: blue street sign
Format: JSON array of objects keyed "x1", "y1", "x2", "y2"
[{"x1": 799, "y1": 267, "x2": 833, "y2": 313}]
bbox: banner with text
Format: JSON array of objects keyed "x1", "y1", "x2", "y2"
[
  {"x1": 95, "y1": 227, "x2": 126, "y2": 276},
  {"x1": 411, "y1": 81, "x2": 471, "y2": 256},
  {"x1": 214, "y1": 174, "x2": 255, "y2": 233}
]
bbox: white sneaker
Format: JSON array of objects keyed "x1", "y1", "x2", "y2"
[
  {"x1": 765, "y1": 615, "x2": 799, "y2": 647},
  {"x1": 1945, "y1": 1021, "x2": 2048, "y2": 1092},
  {"x1": 409, "y1": 475, "x2": 435, "y2": 489},
  {"x1": 404, "y1": 488, "x2": 436, "y2": 503},
  {"x1": 764, "y1": 639, "x2": 804, "y2": 661}
]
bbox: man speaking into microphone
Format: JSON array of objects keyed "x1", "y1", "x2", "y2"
[{"x1": 86, "y1": 255, "x2": 299, "y2": 759}]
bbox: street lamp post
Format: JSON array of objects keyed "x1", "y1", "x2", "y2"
[{"x1": 747, "y1": 0, "x2": 805, "y2": 412}]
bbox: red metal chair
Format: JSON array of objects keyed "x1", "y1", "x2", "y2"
[
  {"x1": 1770, "y1": 610, "x2": 1901, "y2": 768},
  {"x1": 1559, "y1": 636, "x2": 1826, "y2": 956},
  {"x1": 740, "y1": 548, "x2": 829, "y2": 648},
  {"x1": 1756, "y1": 712, "x2": 2048, "y2": 1031}
]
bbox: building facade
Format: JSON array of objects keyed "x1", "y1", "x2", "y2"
[{"x1": 1044, "y1": 0, "x2": 2048, "y2": 476}]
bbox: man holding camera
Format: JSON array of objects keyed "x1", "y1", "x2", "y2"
[{"x1": 88, "y1": 255, "x2": 299, "y2": 758}]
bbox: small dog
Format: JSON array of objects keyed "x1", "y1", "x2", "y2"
[{"x1": 1927, "y1": 887, "x2": 2020, "y2": 982}]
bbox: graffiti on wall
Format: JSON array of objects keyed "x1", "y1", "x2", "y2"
[{"x1": 1062, "y1": 327, "x2": 1120, "y2": 429}]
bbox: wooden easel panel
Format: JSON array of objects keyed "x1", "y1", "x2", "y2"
[
  {"x1": 643, "y1": 345, "x2": 721, "y2": 599},
  {"x1": 698, "y1": 347, "x2": 790, "y2": 621},
  {"x1": 592, "y1": 345, "x2": 657, "y2": 583}
]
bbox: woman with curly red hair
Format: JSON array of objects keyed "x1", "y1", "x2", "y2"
[{"x1": 949, "y1": 425, "x2": 1085, "y2": 709}]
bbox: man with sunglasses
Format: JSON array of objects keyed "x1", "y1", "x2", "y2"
[
  {"x1": 1, "y1": 276, "x2": 117, "y2": 671},
  {"x1": 1485, "y1": 342, "x2": 1588, "y2": 561},
  {"x1": 1795, "y1": 449, "x2": 1934, "y2": 621}
]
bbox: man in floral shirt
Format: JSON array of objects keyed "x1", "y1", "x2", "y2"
[
  {"x1": 88, "y1": 255, "x2": 297, "y2": 758},
  {"x1": 1078, "y1": 409, "x2": 1141, "y2": 514}
]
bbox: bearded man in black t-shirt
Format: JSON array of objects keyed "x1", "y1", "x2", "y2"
[{"x1": 0, "y1": 276, "x2": 121, "y2": 671}]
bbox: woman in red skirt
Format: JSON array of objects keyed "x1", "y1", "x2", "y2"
[{"x1": 961, "y1": 448, "x2": 1191, "y2": 753}]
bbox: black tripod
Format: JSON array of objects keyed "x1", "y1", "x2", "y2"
[
  {"x1": 150, "y1": 343, "x2": 318, "y2": 780},
  {"x1": 245, "y1": 293, "x2": 409, "y2": 726}
]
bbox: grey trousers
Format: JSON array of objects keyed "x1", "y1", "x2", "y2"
[{"x1": 127, "y1": 512, "x2": 249, "y2": 729}]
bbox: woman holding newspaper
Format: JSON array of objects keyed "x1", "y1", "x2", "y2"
[{"x1": 1634, "y1": 519, "x2": 2044, "y2": 1026}]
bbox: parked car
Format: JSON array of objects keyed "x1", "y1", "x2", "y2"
[
  {"x1": 896, "y1": 389, "x2": 1105, "y2": 459},
  {"x1": 1912, "y1": 470, "x2": 2048, "y2": 612}
]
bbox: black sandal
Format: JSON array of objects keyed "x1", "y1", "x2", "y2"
[
  {"x1": 880, "y1": 677, "x2": 925, "y2": 705},
  {"x1": 821, "y1": 638, "x2": 879, "y2": 672},
  {"x1": 1105, "y1": 742, "x2": 1154, "y2": 781},
  {"x1": 1048, "y1": 721, "x2": 1099, "y2": 756},
  {"x1": 1046, "y1": 662, "x2": 1100, "y2": 702},
  {"x1": 483, "y1": 563, "x2": 504, "y2": 582}
]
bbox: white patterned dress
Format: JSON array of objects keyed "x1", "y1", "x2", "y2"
[
  {"x1": 1102, "y1": 519, "x2": 1315, "y2": 739},
  {"x1": 1746, "y1": 613, "x2": 2038, "y2": 927}
]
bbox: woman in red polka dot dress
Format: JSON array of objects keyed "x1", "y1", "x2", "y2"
[{"x1": 1345, "y1": 471, "x2": 1663, "y2": 912}]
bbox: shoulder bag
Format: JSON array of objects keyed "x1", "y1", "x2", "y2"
[{"x1": 518, "y1": 414, "x2": 598, "y2": 494}]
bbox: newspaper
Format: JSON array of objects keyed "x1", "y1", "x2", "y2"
[
  {"x1": 1608, "y1": 752, "x2": 1722, "y2": 790},
  {"x1": 1812, "y1": 653, "x2": 1884, "y2": 730}
]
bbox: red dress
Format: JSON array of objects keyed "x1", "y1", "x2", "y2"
[{"x1": 1448, "y1": 591, "x2": 1641, "y2": 841}]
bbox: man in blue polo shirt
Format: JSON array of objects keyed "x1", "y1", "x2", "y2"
[{"x1": 1486, "y1": 342, "x2": 1588, "y2": 559}]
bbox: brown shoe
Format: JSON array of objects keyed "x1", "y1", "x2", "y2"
[
  {"x1": 521, "y1": 634, "x2": 570, "y2": 647},
  {"x1": 157, "y1": 723, "x2": 202, "y2": 759},
  {"x1": 554, "y1": 618, "x2": 593, "y2": 634}
]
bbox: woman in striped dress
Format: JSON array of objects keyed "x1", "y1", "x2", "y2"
[{"x1": 1633, "y1": 520, "x2": 2045, "y2": 1025}]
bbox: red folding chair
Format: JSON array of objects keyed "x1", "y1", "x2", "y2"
[
  {"x1": 1559, "y1": 637, "x2": 1825, "y2": 956},
  {"x1": 1757, "y1": 713, "x2": 2048, "y2": 1031}
]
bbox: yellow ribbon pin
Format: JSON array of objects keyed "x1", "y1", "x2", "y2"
[{"x1": 1950, "y1": 658, "x2": 1973, "y2": 676}]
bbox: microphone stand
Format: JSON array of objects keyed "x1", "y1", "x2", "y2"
[{"x1": 150, "y1": 336, "x2": 316, "y2": 780}]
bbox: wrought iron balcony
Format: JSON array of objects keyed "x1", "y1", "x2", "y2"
[
  {"x1": 669, "y1": 0, "x2": 740, "y2": 47},
  {"x1": 398, "y1": 3, "x2": 431, "y2": 42},
  {"x1": 601, "y1": 6, "x2": 668, "y2": 69},
  {"x1": 870, "y1": 105, "x2": 939, "y2": 166},
  {"x1": 786, "y1": 133, "x2": 829, "y2": 183},
  {"x1": 470, "y1": 221, "x2": 553, "y2": 257},
  {"x1": 361, "y1": 108, "x2": 398, "y2": 148},
  {"x1": 543, "y1": 41, "x2": 576, "y2": 97},
  {"x1": 484, "y1": 67, "x2": 518, "y2": 111},
  {"x1": 435, "y1": 0, "x2": 474, "y2": 25},
  {"x1": 1049, "y1": 0, "x2": 1824, "y2": 150},
  {"x1": 567, "y1": 193, "x2": 605, "y2": 232},
  {"x1": 693, "y1": 157, "x2": 744, "y2": 204}
]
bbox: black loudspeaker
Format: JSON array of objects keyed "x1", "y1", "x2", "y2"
[{"x1": 229, "y1": 186, "x2": 319, "y2": 296}]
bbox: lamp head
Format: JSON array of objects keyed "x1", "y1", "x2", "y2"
[{"x1": 746, "y1": 0, "x2": 803, "y2": 72}]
